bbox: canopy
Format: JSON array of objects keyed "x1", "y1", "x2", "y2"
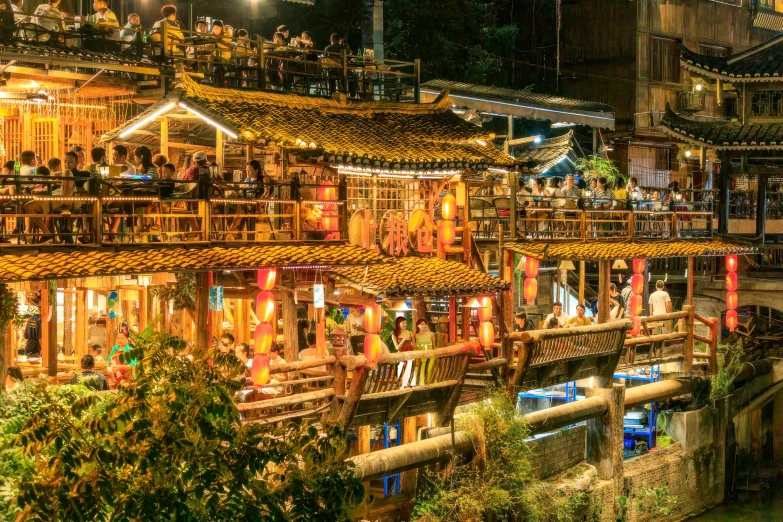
[{"x1": 504, "y1": 239, "x2": 757, "y2": 261}]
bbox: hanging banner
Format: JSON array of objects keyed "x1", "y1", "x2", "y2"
[
  {"x1": 108, "y1": 290, "x2": 119, "y2": 319},
  {"x1": 313, "y1": 284, "x2": 325, "y2": 309},
  {"x1": 208, "y1": 285, "x2": 224, "y2": 312}
]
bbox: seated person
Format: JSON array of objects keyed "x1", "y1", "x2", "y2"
[
  {"x1": 566, "y1": 304, "x2": 593, "y2": 327},
  {"x1": 70, "y1": 354, "x2": 110, "y2": 391},
  {"x1": 299, "y1": 332, "x2": 327, "y2": 372},
  {"x1": 145, "y1": 162, "x2": 177, "y2": 232},
  {"x1": 261, "y1": 344, "x2": 288, "y2": 395},
  {"x1": 546, "y1": 316, "x2": 560, "y2": 329},
  {"x1": 89, "y1": 344, "x2": 105, "y2": 362},
  {"x1": 5, "y1": 366, "x2": 23, "y2": 392}
]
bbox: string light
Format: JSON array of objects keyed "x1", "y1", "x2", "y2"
[
  {"x1": 119, "y1": 102, "x2": 176, "y2": 138},
  {"x1": 178, "y1": 102, "x2": 238, "y2": 139}
]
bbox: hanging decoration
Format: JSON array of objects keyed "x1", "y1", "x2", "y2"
[
  {"x1": 364, "y1": 334, "x2": 382, "y2": 363},
  {"x1": 317, "y1": 180, "x2": 339, "y2": 237},
  {"x1": 438, "y1": 192, "x2": 457, "y2": 247},
  {"x1": 629, "y1": 259, "x2": 645, "y2": 336},
  {"x1": 250, "y1": 353, "x2": 271, "y2": 386},
  {"x1": 365, "y1": 302, "x2": 382, "y2": 335},
  {"x1": 208, "y1": 285, "x2": 223, "y2": 312},
  {"x1": 255, "y1": 268, "x2": 277, "y2": 353},
  {"x1": 725, "y1": 255, "x2": 738, "y2": 332},
  {"x1": 475, "y1": 295, "x2": 494, "y2": 352},
  {"x1": 522, "y1": 256, "x2": 539, "y2": 305}
]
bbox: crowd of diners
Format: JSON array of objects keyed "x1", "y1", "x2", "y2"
[{"x1": 0, "y1": 145, "x2": 271, "y2": 244}]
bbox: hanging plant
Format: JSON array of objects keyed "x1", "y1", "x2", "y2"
[
  {"x1": 575, "y1": 154, "x2": 620, "y2": 184},
  {"x1": 150, "y1": 273, "x2": 197, "y2": 311},
  {"x1": 0, "y1": 283, "x2": 19, "y2": 332}
]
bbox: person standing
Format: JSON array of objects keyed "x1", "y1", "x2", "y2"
[
  {"x1": 391, "y1": 316, "x2": 414, "y2": 352},
  {"x1": 544, "y1": 302, "x2": 570, "y2": 328},
  {"x1": 609, "y1": 283, "x2": 625, "y2": 319},
  {"x1": 514, "y1": 309, "x2": 534, "y2": 332},
  {"x1": 621, "y1": 279, "x2": 634, "y2": 318},
  {"x1": 648, "y1": 280, "x2": 673, "y2": 316}
]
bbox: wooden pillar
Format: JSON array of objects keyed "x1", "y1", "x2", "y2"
[
  {"x1": 215, "y1": 129, "x2": 225, "y2": 169},
  {"x1": 757, "y1": 171, "x2": 768, "y2": 244},
  {"x1": 0, "y1": 283, "x2": 11, "y2": 388},
  {"x1": 62, "y1": 290, "x2": 73, "y2": 355},
  {"x1": 460, "y1": 297, "x2": 470, "y2": 341},
  {"x1": 139, "y1": 286, "x2": 148, "y2": 331},
  {"x1": 578, "y1": 261, "x2": 586, "y2": 307},
  {"x1": 160, "y1": 116, "x2": 169, "y2": 160},
  {"x1": 597, "y1": 260, "x2": 611, "y2": 324},
  {"x1": 195, "y1": 272, "x2": 210, "y2": 352},
  {"x1": 509, "y1": 169, "x2": 517, "y2": 238},
  {"x1": 683, "y1": 304, "x2": 694, "y2": 373},
  {"x1": 718, "y1": 151, "x2": 730, "y2": 235},
  {"x1": 448, "y1": 297, "x2": 457, "y2": 343},
  {"x1": 687, "y1": 256, "x2": 694, "y2": 307},
  {"x1": 246, "y1": 142, "x2": 254, "y2": 162},
  {"x1": 281, "y1": 274, "x2": 299, "y2": 363},
  {"x1": 357, "y1": 423, "x2": 372, "y2": 517},
  {"x1": 586, "y1": 384, "x2": 625, "y2": 495},
  {"x1": 75, "y1": 289, "x2": 86, "y2": 357},
  {"x1": 316, "y1": 308, "x2": 326, "y2": 358},
  {"x1": 400, "y1": 416, "x2": 419, "y2": 519},
  {"x1": 41, "y1": 283, "x2": 57, "y2": 377}
]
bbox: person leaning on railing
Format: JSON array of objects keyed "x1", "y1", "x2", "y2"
[
  {"x1": 149, "y1": 4, "x2": 183, "y2": 60},
  {"x1": 225, "y1": 159, "x2": 268, "y2": 241}
]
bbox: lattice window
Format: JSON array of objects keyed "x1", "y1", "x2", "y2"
[
  {"x1": 751, "y1": 90, "x2": 783, "y2": 117},
  {"x1": 346, "y1": 176, "x2": 431, "y2": 222},
  {"x1": 60, "y1": 122, "x2": 92, "y2": 156},
  {"x1": 32, "y1": 118, "x2": 58, "y2": 164},
  {"x1": 651, "y1": 36, "x2": 681, "y2": 83},
  {"x1": 3, "y1": 116, "x2": 22, "y2": 162}
]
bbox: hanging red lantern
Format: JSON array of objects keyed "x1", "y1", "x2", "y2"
[
  {"x1": 629, "y1": 294, "x2": 643, "y2": 316},
  {"x1": 725, "y1": 272, "x2": 738, "y2": 292},
  {"x1": 365, "y1": 303, "x2": 382, "y2": 334},
  {"x1": 725, "y1": 310, "x2": 738, "y2": 332},
  {"x1": 254, "y1": 322, "x2": 274, "y2": 354},
  {"x1": 250, "y1": 353, "x2": 271, "y2": 386},
  {"x1": 631, "y1": 273, "x2": 645, "y2": 296},
  {"x1": 633, "y1": 259, "x2": 646, "y2": 274},
  {"x1": 317, "y1": 180, "x2": 337, "y2": 210},
  {"x1": 438, "y1": 219, "x2": 456, "y2": 245},
  {"x1": 364, "y1": 334, "x2": 382, "y2": 363},
  {"x1": 478, "y1": 296, "x2": 493, "y2": 322},
  {"x1": 322, "y1": 215, "x2": 338, "y2": 232},
  {"x1": 478, "y1": 321, "x2": 495, "y2": 348},
  {"x1": 725, "y1": 255, "x2": 738, "y2": 273},
  {"x1": 629, "y1": 315, "x2": 642, "y2": 336},
  {"x1": 257, "y1": 268, "x2": 277, "y2": 291},
  {"x1": 255, "y1": 291, "x2": 275, "y2": 323},
  {"x1": 726, "y1": 291, "x2": 738, "y2": 310},
  {"x1": 523, "y1": 278, "x2": 538, "y2": 304},
  {"x1": 525, "y1": 257, "x2": 540, "y2": 278},
  {"x1": 441, "y1": 194, "x2": 457, "y2": 221}
]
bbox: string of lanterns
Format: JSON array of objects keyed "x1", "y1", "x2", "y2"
[
  {"x1": 725, "y1": 255, "x2": 738, "y2": 332},
  {"x1": 318, "y1": 180, "x2": 338, "y2": 234},
  {"x1": 364, "y1": 302, "x2": 383, "y2": 363},
  {"x1": 523, "y1": 256, "x2": 539, "y2": 304},
  {"x1": 628, "y1": 259, "x2": 645, "y2": 336},
  {"x1": 250, "y1": 268, "x2": 278, "y2": 387},
  {"x1": 438, "y1": 193, "x2": 457, "y2": 246},
  {"x1": 477, "y1": 295, "x2": 494, "y2": 352}
]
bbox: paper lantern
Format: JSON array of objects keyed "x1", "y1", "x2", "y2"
[
  {"x1": 629, "y1": 294, "x2": 643, "y2": 316},
  {"x1": 479, "y1": 321, "x2": 495, "y2": 347},
  {"x1": 524, "y1": 257, "x2": 540, "y2": 278},
  {"x1": 631, "y1": 273, "x2": 644, "y2": 296},
  {"x1": 629, "y1": 315, "x2": 642, "y2": 336},
  {"x1": 725, "y1": 310, "x2": 738, "y2": 332},
  {"x1": 725, "y1": 255, "x2": 738, "y2": 273},
  {"x1": 441, "y1": 194, "x2": 457, "y2": 221},
  {"x1": 438, "y1": 219, "x2": 456, "y2": 245},
  {"x1": 725, "y1": 272, "x2": 738, "y2": 292},
  {"x1": 364, "y1": 334, "x2": 382, "y2": 363},
  {"x1": 632, "y1": 259, "x2": 646, "y2": 274},
  {"x1": 523, "y1": 277, "x2": 538, "y2": 304},
  {"x1": 726, "y1": 291, "x2": 738, "y2": 310},
  {"x1": 250, "y1": 354, "x2": 271, "y2": 386},
  {"x1": 322, "y1": 215, "x2": 338, "y2": 232},
  {"x1": 317, "y1": 181, "x2": 337, "y2": 210},
  {"x1": 257, "y1": 268, "x2": 277, "y2": 291},
  {"x1": 255, "y1": 291, "x2": 275, "y2": 323},
  {"x1": 365, "y1": 303, "x2": 382, "y2": 334},
  {"x1": 254, "y1": 322, "x2": 274, "y2": 354},
  {"x1": 477, "y1": 296, "x2": 493, "y2": 322}
]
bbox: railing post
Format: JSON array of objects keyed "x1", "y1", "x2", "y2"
[
  {"x1": 257, "y1": 36, "x2": 266, "y2": 90},
  {"x1": 161, "y1": 21, "x2": 168, "y2": 63},
  {"x1": 414, "y1": 59, "x2": 421, "y2": 103},
  {"x1": 709, "y1": 317, "x2": 718, "y2": 375},
  {"x1": 580, "y1": 210, "x2": 587, "y2": 240},
  {"x1": 291, "y1": 175, "x2": 301, "y2": 240},
  {"x1": 329, "y1": 347, "x2": 345, "y2": 419},
  {"x1": 683, "y1": 304, "x2": 694, "y2": 373},
  {"x1": 341, "y1": 48, "x2": 349, "y2": 94},
  {"x1": 338, "y1": 174, "x2": 348, "y2": 240},
  {"x1": 628, "y1": 211, "x2": 634, "y2": 240}
]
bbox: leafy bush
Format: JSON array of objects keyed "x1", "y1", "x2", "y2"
[
  {"x1": 635, "y1": 486, "x2": 677, "y2": 517},
  {"x1": 575, "y1": 155, "x2": 620, "y2": 184},
  {"x1": 710, "y1": 341, "x2": 744, "y2": 402},
  {"x1": 2, "y1": 330, "x2": 362, "y2": 521}
]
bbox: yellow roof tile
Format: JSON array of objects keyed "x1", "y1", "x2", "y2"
[{"x1": 504, "y1": 240, "x2": 757, "y2": 261}]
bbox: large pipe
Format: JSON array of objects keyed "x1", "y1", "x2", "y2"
[
  {"x1": 624, "y1": 378, "x2": 698, "y2": 409},
  {"x1": 524, "y1": 396, "x2": 609, "y2": 435},
  {"x1": 349, "y1": 432, "x2": 474, "y2": 481}
]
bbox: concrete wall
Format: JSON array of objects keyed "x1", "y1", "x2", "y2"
[{"x1": 528, "y1": 426, "x2": 587, "y2": 479}]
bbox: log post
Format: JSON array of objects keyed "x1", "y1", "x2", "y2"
[
  {"x1": 461, "y1": 296, "x2": 470, "y2": 341},
  {"x1": 399, "y1": 416, "x2": 419, "y2": 519},
  {"x1": 597, "y1": 260, "x2": 611, "y2": 324},
  {"x1": 281, "y1": 273, "x2": 299, "y2": 363},
  {"x1": 586, "y1": 384, "x2": 625, "y2": 495},
  {"x1": 578, "y1": 261, "x2": 585, "y2": 306},
  {"x1": 315, "y1": 307, "x2": 326, "y2": 358},
  {"x1": 330, "y1": 348, "x2": 346, "y2": 419},
  {"x1": 41, "y1": 282, "x2": 58, "y2": 377},
  {"x1": 75, "y1": 289, "x2": 86, "y2": 357},
  {"x1": 448, "y1": 297, "x2": 457, "y2": 343},
  {"x1": 683, "y1": 304, "x2": 694, "y2": 372},
  {"x1": 709, "y1": 317, "x2": 719, "y2": 375},
  {"x1": 687, "y1": 256, "x2": 694, "y2": 306},
  {"x1": 194, "y1": 272, "x2": 210, "y2": 352}
]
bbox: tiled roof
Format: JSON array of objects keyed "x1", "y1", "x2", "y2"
[
  {"x1": 659, "y1": 102, "x2": 783, "y2": 150},
  {"x1": 504, "y1": 239, "x2": 757, "y2": 261},
  {"x1": 332, "y1": 256, "x2": 510, "y2": 297},
  {"x1": 0, "y1": 244, "x2": 389, "y2": 282},
  {"x1": 681, "y1": 33, "x2": 783, "y2": 82},
  {"x1": 103, "y1": 75, "x2": 515, "y2": 168},
  {"x1": 509, "y1": 130, "x2": 574, "y2": 174}
]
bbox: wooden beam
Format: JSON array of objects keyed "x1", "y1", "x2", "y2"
[
  {"x1": 194, "y1": 273, "x2": 210, "y2": 352},
  {"x1": 597, "y1": 260, "x2": 610, "y2": 323},
  {"x1": 281, "y1": 273, "x2": 299, "y2": 364},
  {"x1": 400, "y1": 415, "x2": 419, "y2": 520},
  {"x1": 159, "y1": 117, "x2": 169, "y2": 160},
  {"x1": 687, "y1": 256, "x2": 694, "y2": 307},
  {"x1": 215, "y1": 129, "x2": 225, "y2": 169},
  {"x1": 578, "y1": 261, "x2": 586, "y2": 306}
]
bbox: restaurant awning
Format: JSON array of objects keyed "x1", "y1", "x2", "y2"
[
  {"x1": 504, "y1": 239, "x2": 757, "y2": 261},
  {"x1": 420, "y1": 79, "x2": 615, "y2": 130},
  {"x1": 102, "y1": 74, "x2": 516, "y2": 170},
  {"x1": 332, "y1": 256, "x2": 509, "y2": 297},
  {"x1": 0, "y1": 244, "x2": 390, "y2": 282}
]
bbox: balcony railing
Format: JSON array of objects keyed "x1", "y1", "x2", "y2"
[{"x1": 0, "y1": 174, "x2": 346, "y2": 248}]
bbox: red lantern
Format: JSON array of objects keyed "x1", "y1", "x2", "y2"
[
  {"x1": 254, "y1": 322, "x2": 274, "y2": 354},
  {"x1": 317, "y1": 181, "x2": 336, "y2": 210},
  {"x1": 479, "y1": 321, "x2": 495, "y2": 347},
  {"x1": 322, "y1": 215, "x2": 338, "y2": 231},
  {"x1": 726, "y1": 291, "x2": 738, "y2": 310},
  {"x1": 524, "y1": 257, "x2": 540, "y2": 278},
  {"x1": 633, "y1": 259, "x2": 646, "y2": 274},
  {"x1": 365, "y1": 303, "x2": 382, "y2": 334},
  {"x1": 629, "y1": 315, "x2": 642, "y2": 336},
  {"x1": 257, "y1": 268, "x2": 277, "y2": 291},
  {"x1": 629, "y1": 294, "x2": 643, "y2": 316},
  {"x1": 478, "y1": 296, "x2": 493, "y2": 322},
  {"x1": 250, "y1": 354, "x2": 270, "y2": 386},
  {"x1": 438, "y1": 220, "x2": 456, "y2": 245},
  {"x1": 725, "y1": 309, "x2": 738, "y2": 332},
  {"x1": 725, "y1": 255, "x2": 738, "y2": 273},
  {"x1": 364, "y1": 334, "x2": 382, "y2": 363},
  {"x1": 523, "y1": 277, "x2": 538, "y2": 304},
  {"x1": 631, "y1": 273, "x2": 644, "y2": 296},
  {"x1": 255, "y1": 291, "x2": 275, "y2": 323},
  {"x1": 725, "y1": 272, "x2": 738, "y2": 292},
  {"x1": 441, "y1": 194, "x2": 457, "y2": 221}
]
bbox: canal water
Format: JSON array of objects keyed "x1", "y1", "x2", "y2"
[{"x1": 689, "y1": 491, "x2": 783, "y2": 521}]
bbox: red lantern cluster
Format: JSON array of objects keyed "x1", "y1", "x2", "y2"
[
  {"x1": 364, "y1": 302, "x2": 383, "y2": 363},
  {"x1": 477, "y1": 296, "x2": 494, "y2": 350},
  {"x1": 725, "y1": 255, "x2": 738, "y2": 332},
  {"x1": 250, "y1": 353, "x2": 271, "y2": 386},
  {"x1": 364, "y1": 334, "x2": 382, "y2": 363},
  {"x1": 255, "y1": 268, "x2": 277, "y2": 354},
  {"x1": 629, "y1": 259, "x2": 645, "y2": 336},
  {"x1": 318, "y1": 181, "x2": 339, "y2": 237},
  {"x1": 523, "y1": 257, "x2": 539, "y2": 304},
  {"x1": 438, "y1": 193, "x2": 457, "y2": 246}
]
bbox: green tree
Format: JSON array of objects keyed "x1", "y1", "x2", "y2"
[{"x1": 6, "y1": 330, "x2": 362, "y2": 521}]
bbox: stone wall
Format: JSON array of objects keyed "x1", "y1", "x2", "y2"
[{"x1": 528, "y1": 425, "x2": 586, "y2": 479}]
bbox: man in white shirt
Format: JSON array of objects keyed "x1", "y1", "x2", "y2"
[
  {"x1": 11, "y1": 0, "x2": 28, "y2": 23},
  {"x1": 111, "y1": 145, "x2": 136, "y2": 175},
  {"x1": 545, "y1": 302, "x2": 570, "y2": 328},
  {"x1": 648, "y1": 280, "x2": 673, "y2": 316},
  {"x1": 33, "y1": 0, "x2": 64, "y2": 32},
  {"x1": 90, "y1": 0, "x2": 120, "y2": 40}
]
